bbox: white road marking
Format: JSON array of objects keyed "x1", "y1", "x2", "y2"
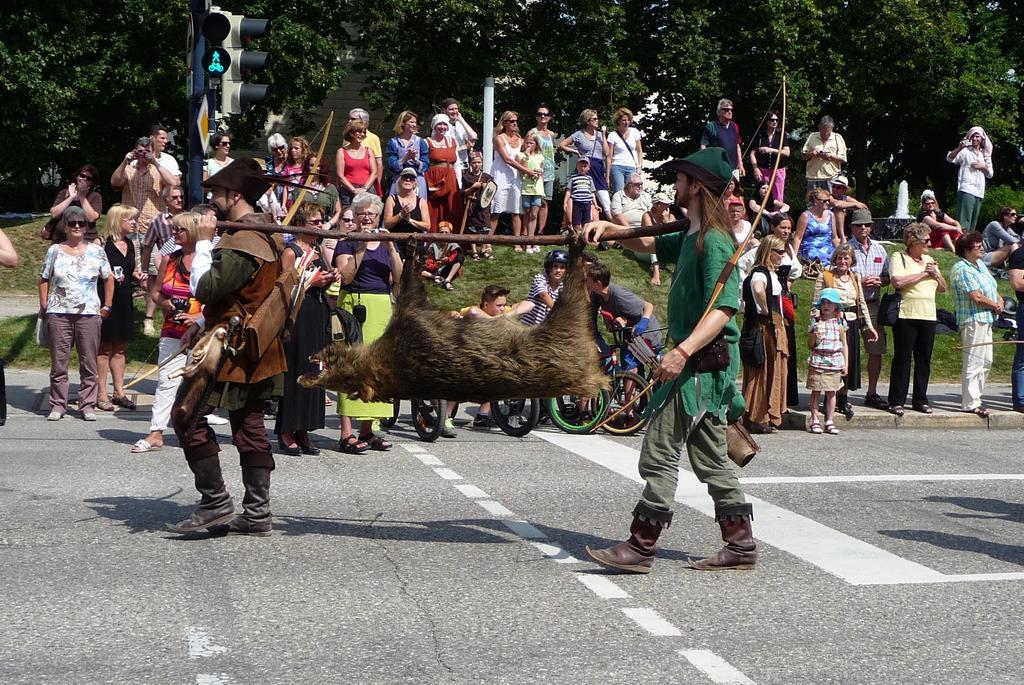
[
  {"x1": 680, "y1": 649, "x2": 756, "y2": 685},
  {"x1": 531, "y1": 541, "x2": 580, "y2": 564},
  {"x1": 196, "y1": 675, "x2": 231, "y2": 685},
  {"x1": 535, "y1": 432, "x2": 1023, "y2": 586},
  {"x1": 454, "y1": 484, "x2": 490, "y2": 499},
  {"x1": 415, "y1": 454, "x2": 444, "y2": 466},
  {"x1": 186, "y1": 627, "x2": 227, "y2": 658},
  {"x1": 621, "y1": 608, "x2": 681, "y2": 636},
  {"x1": 502, "y1": 519, "x2": 546, "y2": 539},
  {"x1": 741, "y1": 474, "x2": 1024, "y2": 484},
  {"x1": 575, "y1": 573, "x2": 631, "y2": 599},
  {"x1": 477, "y1": 499, "x2": 514, "y2": 517},
  {"x1": 433, "y1": 467, "x2": 462, "y2": 480},
  {"x1": 402, "y1": 443, "x2": 426, "y2": 453}
]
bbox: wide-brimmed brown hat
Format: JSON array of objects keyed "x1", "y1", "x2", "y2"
[{"x1": 202, "y1": 158, "x2": 271, "y2": 200}]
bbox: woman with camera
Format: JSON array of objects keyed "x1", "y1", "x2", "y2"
[
  {"x1": 275, "y1": 203, "x2": 337, "y2": 456},
  {"x1": 95, "y1": 204, "x2": 145, "y2": 413},
  {"x1": 131, "y1": 212, "x2": 204, "y2": 453},
  {"x1": 334, "y1": 192, "x2": 404, "y2": 454}
]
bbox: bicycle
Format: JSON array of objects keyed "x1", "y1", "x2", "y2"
[
  {"x1": 548, "y1": 319, "x2": 663, "y2": 436},
  {"x1": 490, "y1": 398, "x2": 541, "y2": 437},
  {"x1": 380, "y1": 398, "x2": 450, "y2": 442}
]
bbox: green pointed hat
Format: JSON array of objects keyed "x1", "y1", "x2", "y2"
[{"x1": 658, "y1": 147, "x2": 732, "y2": 195}]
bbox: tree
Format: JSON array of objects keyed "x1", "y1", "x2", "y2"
[{"x1": 0, "y1": 0, "x2": 350, "y2": 210}]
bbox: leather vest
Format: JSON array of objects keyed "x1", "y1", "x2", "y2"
[{"x1": 202, "y1": 214, "x2": 287, "y2": 384}]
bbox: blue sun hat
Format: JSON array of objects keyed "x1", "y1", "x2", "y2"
[{"x1": 816, "y1": 287, "x2": 844, "y2": 309}]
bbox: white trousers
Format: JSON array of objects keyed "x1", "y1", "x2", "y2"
[
  {"x1": 149, "y1": 336, "x2": 189, "y2": 432},
  {"x1": 960, "y1": 321, "x2": 992, "y2": 410}
]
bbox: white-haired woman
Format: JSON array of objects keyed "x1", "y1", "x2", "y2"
[
  {"x1": 39, "y1": 206, "x2": 114, "y2": 421},
  {"x1": 334, "y1": 192, "x2": 403, "y2": 453},
  {"x1": 262, "y1": 132, "x2": 289, "y2": 219}
]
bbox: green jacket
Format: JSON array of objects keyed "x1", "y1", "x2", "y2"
[{"x1": 650, "y1": 227, "x2": 744, "y2": 422}]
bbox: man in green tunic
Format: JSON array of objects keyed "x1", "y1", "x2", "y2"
[{"x1": 583, "y1": 148, "x2": 757, "y2": 573}]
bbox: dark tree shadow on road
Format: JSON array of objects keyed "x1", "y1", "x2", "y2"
[
  {"x1": 922, "y1": 496, "x2": 1024, "y2": 525},
  {"x1": 879, "y1": 529, "x2": 1024, "y2": 566}
]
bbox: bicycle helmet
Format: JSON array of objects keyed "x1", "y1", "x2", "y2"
[
  {"x1": 545, "y1": 249, "x2": 569, "y2": 267},
  {"x1": 1003, "y1": 296, "x2": 1018, "y2": 318}
]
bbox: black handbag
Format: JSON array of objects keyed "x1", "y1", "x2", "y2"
[
  {"x1": 878, "y1": 291, "x2": 901, "y2": 327},
  {"x1": 739, "y1": 324, "x2": 766, "y2": 366}
]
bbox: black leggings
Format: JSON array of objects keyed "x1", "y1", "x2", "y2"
[{"x1": 887, "y1": 318, "x2": 936, "y2": 407}]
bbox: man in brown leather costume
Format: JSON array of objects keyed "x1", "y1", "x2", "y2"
[{"x1": 170, "y1": 158, "x2": 286, "y2": 537}]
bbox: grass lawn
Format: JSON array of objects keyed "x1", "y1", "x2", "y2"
[{"x1": 1, "y1": 216, "x2": 1016, "y2": 382}]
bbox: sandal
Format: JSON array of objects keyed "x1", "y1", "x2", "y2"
[
  {"x1": 864, "y1": 393, "x2": 889, "y2": 411},
  {"x1": 966, "y1": 406, "x2": 991, "y2": 418},
  {"x1": 433, "y1": 276, "x2": 443, "y2": 286},
  {"x1": 97, "y1": 400, "x2": 115, "y2": 412},
  {"x1": 112, "y1": 395, "x2": 137, "y2": 411},
  {"x1": 360, "y1": 433, "x2": 392, "y2": 451},
  {"x1": 338, "y1": 435, "x2": 370, "y2": 454},
  {"x1": 890, "y1": 405, "x2": 905, "y2": 417},
  {"x1": 443, "y1": 281, "x2": 454, "y2": 291},
  {"x1": 824, "y1": 421, "x2": 840, "y2": 435},
  {"x1": 808, "y1": 419, "x2": 823, "y2": 434},
  {"x1": 483, "y1": 251, "x2": 494, "y2": 260},
  {"x1": 913, "y1": 403, "x2": 934, "y2": 414},
  {"x1": 131, "y1": 438, "x2": 162, "y2": 453}
]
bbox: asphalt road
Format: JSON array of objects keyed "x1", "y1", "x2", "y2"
[{"x1": 2, "y1": 371, "x2": 1023, "y2": 684}]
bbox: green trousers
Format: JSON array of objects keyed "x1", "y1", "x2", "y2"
[
  {"x1": 957, "y1": 191, "x2": 982, "y2": 231},
  {"x1": 637, "y1": 389, "x2": 746, "y2": 520}
]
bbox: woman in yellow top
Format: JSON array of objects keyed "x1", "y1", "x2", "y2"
[{"x1": 886, "y1": 222, "x2": 947, "y2": 415}]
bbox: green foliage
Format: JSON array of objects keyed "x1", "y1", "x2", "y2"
[{"x1": 980, "y1": 184, "x2": 1024, "y2": 225}]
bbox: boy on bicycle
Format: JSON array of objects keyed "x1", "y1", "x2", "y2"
[{"x1": 585, "y1": 262, "x2": 662, "y2": 371}]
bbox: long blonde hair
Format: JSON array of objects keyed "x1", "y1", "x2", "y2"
[
  {"x1": 101, "y1": 203, "x2": 138, "y2": 241},
  {"x1": 752, "y1": 235, "x2": 785, "y2": 270},
  {"x1": 493, "y1": 110, "x2": 519, "y2": 137},
  {"x1": 693, "y1": 183, "x2": 736, "y2": 255}
]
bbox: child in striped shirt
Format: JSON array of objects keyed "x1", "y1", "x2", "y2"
[{"x1": 564, "y1": 157, "x2": 598, "y2": 231}]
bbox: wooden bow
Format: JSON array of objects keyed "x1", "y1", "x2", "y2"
[{"x1": 281, "y1": 112, "x2": 334, "y2": 226}]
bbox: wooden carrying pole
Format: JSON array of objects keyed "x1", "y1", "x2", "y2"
[{"x1": 212, "y1": 218, "x2": 694, "y2": 247}]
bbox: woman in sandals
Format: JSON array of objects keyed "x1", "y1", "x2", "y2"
[
  {"x1": 887, "y1": 222, "x2": 946, "y2": 416},
  {"x1": 950, "y1": 232, "x2": 1003, "y2": 418},
  {"x1": 807, "y1": 288, "x2": 848, "y2": 435},
  {"x1": 334, "y1": 192, "x2": 403, "y2": 453},
  {"x1": 96, "y1": 204, "x2": 145, "y2": 413},
  {"x1": 131, "y1": 212, "x2": 204, "y2": 453}
]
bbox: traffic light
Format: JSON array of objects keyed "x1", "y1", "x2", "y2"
[{"x1": 200, "y1": 8, "x2": 270, "y2": 116}]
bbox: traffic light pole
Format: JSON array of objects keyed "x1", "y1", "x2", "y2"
[{"x1": 187, "y1": 0, "x2": 210, "y2": 207}]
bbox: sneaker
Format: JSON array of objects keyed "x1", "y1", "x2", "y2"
[
  {"x1": 472, "y1": 414, "x2": 494, "y2": 430},
  {"x1": 46, "y1": 410, "x2": 64, "y2": 421},
  {"x1": 205, "y1": 413, "x2": 229, "y2": 426},
  {"x1": 143, "y1": 317, "x2": 156, "y2": 336},
  {"x1": 441, "y1": 418, "x2": 457, "y2": 438},
  {"x1": 82, "y1": 412, "x2": 97, "y2": 422}
]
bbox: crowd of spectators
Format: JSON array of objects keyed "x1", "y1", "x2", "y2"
[{"x1": 16, "y1": 95, "x2": 1024, "y2": 454}]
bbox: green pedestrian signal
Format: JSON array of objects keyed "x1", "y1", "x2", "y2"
[{"x1": 201, "y1": 46, "x2": 231, "y2": 77}]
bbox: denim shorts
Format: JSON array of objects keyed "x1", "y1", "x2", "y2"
[{"x1": 522, "y1": 195, "x2": 543, "y2": 209}]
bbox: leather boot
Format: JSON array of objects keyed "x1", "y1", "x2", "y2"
[
  {"x1": 690, "y1": 503, "x2": 757, "y2": 570},
  {"x1": 586, "y1": 505, "x2": 671, "y2": 574},
  {"x1": 226, "y1": 467, "x2": 272, "y2": 537},
  {"x1": 169, "y1": 456, "x2": 235, "y2": 533}
]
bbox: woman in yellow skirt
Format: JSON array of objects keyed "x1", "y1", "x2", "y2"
[{"x1": 333, "y1": 192, "x2": 404, "y2": 452}]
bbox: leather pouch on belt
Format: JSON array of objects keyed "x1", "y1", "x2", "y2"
[{"x1": 244, "y1": 268, "x2": 300, "y2": 362}]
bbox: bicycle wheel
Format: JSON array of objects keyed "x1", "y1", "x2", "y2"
[
  {"x1": 547, "y1": 391, "x2": 609, "y2": 434},
  {"x1": 491, "y1": 398, "x2": 540, "y2": 437},
  {"x1": 601, "y1": 370, "x2": 652, "y2": 436},
  {"x1": 379, "y1": 398, "x2": 400, "y2": 430},
  {"x1": 412, "y1": 399, "x2": 446, "y2": 442}
]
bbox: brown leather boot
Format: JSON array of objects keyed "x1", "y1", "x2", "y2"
[
  {"x1": 169, "y1": 456, "x2": 236, "y2": 533},
  {"x1": 586, "y1": 505, "x2": 671, "y2": 574},
  {"x1": 690, "y1": 503, "x2": 757, "y2": 570}
]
